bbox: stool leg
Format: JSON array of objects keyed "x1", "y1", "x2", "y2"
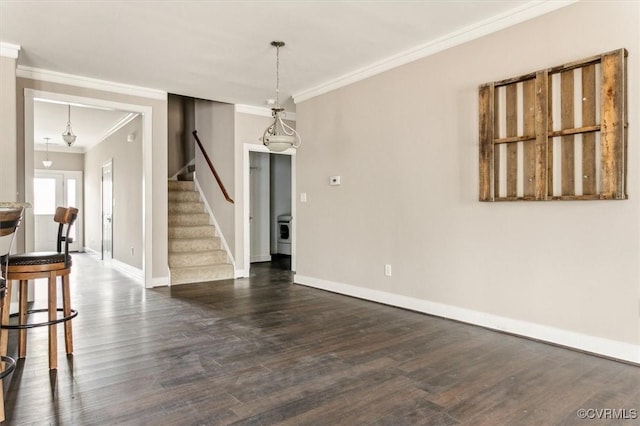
[
  {"x1": 18, "y1": 280, "x2": 28, "y2": 358},
  {"x1": 0, "y1": 280, "x2": 12, "y2": 363},
  {"x1": 62, "y1": 274, "x2": 73, "y2": 354},
  {"x1": 48, "y1": 272, "x2": 57, "y2": 370},
  {"x1": 0, "y1": 280, "x2": 12, "y2": 423}
]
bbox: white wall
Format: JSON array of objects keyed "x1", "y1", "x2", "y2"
[
  {"x1": 250, "y1": 151, "x2": 271, "y2": 262},
  {"x1": 295, "y1": 1, "x2": 640, "y2": 362}
]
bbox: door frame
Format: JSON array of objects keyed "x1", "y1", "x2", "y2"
[
  {"x1": 242, "y1": 143, "x2": 296, "y2": 275},
  {"x1": 101, "y1": 160, "x2": 113, "y2": 260},
  {"x1": 34, "y1": 169, "x2": 84, "y2": 252},
  {"x1": 24, "y1": 89, "x2": 154, "y2": 287}
]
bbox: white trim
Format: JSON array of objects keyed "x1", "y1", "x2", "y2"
[
  {"x1": 170, "y1": 158, "x2": 196, "y2": 180},
  {"x1": 0, "y1": 42, "x2": 20, "y2": 59},
  {"x1": 235, "y1": 104, "x2": 296, "y2": 121},
  {"x1": 152, "y1": 277, "x2": 170, "y2": 287},
  {"x1": 84, "y1": 247, "x2": 100, "y2": 258},
  {"x1": 24, "y1": 89, "x2": 155, "y2": 289},
  {"x1": 111, "y1": 259, "x2": 144, "y2": 283},
  {"x1": 294, "y1": 275, "x2": 640, "y2": 364},
  {"x1": 251, "y1": 254, "x2": 272, "y2": 263},
  {"x1": 292, "y1": 0, "x2": 577, "y2": 103},
  {"x1": 193, "y1": 174, "x2": 236, "y2": 268},
  {"x1": 17, "y1": 66, "x2": 167, "y2": 100},
  {"x1": 242, "y1": 143, "x2": 297, "y2": 275},
  {"x1": 234, "y1": 269, "x2": 247, "y2": 279}
]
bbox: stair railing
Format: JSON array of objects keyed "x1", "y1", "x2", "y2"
[{"x1": 192, "y1": 130, "x2": 234, "y2": 204}]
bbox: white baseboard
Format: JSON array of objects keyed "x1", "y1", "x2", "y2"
[
  {"x1": 111, "y1": 259, "x2": 143, "y2": 283},
  {"x1": 234, "y1": 269, "x2": 247, "y2": 278},
  {"x1": 250, "y1": 254, "x2": 272, "y2": 263},
  {"x1": 152, "y1": 277, "x2": 170, "y2": 287},
  {"x1": 83, "y1": 247, "x2": 100, "y2": 258},
  {"x1": 294, "y1": 274, "x2": 640, "y2": 364}
]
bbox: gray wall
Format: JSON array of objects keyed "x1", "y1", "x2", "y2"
[
  {"x1": 295, "y1": 1, "x2": 639, "y2": 358},
  {"x1": 194, "y1": 100, "x2": 235, "y2": 255},
  {"x1": 34, "y1": 151, "x2": 84, "y2": 172},
  {"x1": 85, "y1": 116, "x2": 143, "y2": 269},
  {"x1": 0, "y1": 56, "x2": 17, "y2": 203},
  {"x1": 168, "y1": 94, "x2": 195, "y2": 177}
]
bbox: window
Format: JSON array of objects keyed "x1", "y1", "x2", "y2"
[{"x1": 479, "y1": 49, "x2": 627, "y2": 201}]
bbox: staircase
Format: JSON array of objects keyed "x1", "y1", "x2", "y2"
[{"x1": 168, "y1": 179, "x2": 234, "y2": 285}]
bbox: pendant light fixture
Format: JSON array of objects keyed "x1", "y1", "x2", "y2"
[
  {"x1": 261, "y1": 41, "x2": 301, "y2": 152},
  {"x1": 42, "y1": 137, "x2": 53, "y2": 169},
  {"x1": 62, "y1": 104, "x2": 77, "y2": 147}
]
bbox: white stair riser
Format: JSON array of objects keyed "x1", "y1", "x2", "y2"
[
  {"x1": 170, "y1": 264, "x2": 234, "y2": 285},
  {"x1": 169, "y1": 237, "x2": 221, "y2": 252},
  {"x1": 169, "y1": 250, "x2": 228, "y2": 267}
]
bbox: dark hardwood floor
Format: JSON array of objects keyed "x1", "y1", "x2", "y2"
[{"x1": 2, "y1": 254, "x2": 639, "y2": 425}]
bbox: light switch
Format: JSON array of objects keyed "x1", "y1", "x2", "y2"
[{"x1": 300, "y1": 193, "x2": 307, "y2": 203}]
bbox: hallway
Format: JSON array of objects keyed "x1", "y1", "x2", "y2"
[{"x1": 3, "y1": 254, "x2": 639, "y2": 424}]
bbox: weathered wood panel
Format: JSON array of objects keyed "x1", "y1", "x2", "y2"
[
  {"x1": 600, "y1": 49, "x2": 625, "y2": 199},
  {"x1": 479, "y1": 48, "x2": 626, "y2": 202},
  {"x1": 478, "y1": 84, "x2": 494, "y2": 201},
  {"x1": 506, "y1": 84, "x2": 518, "y2": 197},
  {"x1": 547, "y1": 73, "x2": 554, "y2": 197},
  {"x1": 535, "y1": 70, "x2": 549, "y2": 200},
  {"x1": 560, "y1": 70, "x2": 575, "y2": 196},
  {"x1": 522, "y1": 79, "x2": 536, "y2": 197},
  {"x1": 581, "y1": 64, "x2": 596, "y2": 195}
]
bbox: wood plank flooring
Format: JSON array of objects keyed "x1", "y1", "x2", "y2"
[{"x1": 2, "y1": 254, "x2": 639, "y2": 425}]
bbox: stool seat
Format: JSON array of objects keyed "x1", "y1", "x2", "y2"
[
  {"x1": 3, "y1": 252, "x2": 71, "y2": 267},
  {"x1": 0, "y1": 206, "x2": 79, "y2": 371}
]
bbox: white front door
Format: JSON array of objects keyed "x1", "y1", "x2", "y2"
[
  {"x1": 34, "y1": 171, "x2": 64, "y2": 251},
  {"x1": 33, "y1": 170, "x2": 84, "y2": 252}
]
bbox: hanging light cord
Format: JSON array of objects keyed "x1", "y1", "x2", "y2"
[{"x1": 275, "y1": 43, "x2": 281, "y2": 108}]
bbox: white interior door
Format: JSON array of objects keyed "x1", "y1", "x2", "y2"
[{"x1": 102, "y1": 161, "x2": 113, "y2": 260}]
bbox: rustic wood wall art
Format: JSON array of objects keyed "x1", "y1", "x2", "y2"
[{"x1": 479, "y1": 49, "x2": 628, "y2": 201}]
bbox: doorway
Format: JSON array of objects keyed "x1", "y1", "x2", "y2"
[
  {"x1": 24, "y1": 89, "x2": 156, "y2": 287},
  {"x1": 101, "y1": 161, "x2": 113, "y2": 260},
  {"x1": 245, "y1": 145, "x2": 295, "y2": 274},
  {"x1": 33, "y1": 169, "x2": 83, "y2": 252}
]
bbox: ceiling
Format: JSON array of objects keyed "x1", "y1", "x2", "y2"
[
  {"x1": 1, "y1": 1, "x2": 572, "y2": 151},
  {"x1": 34, "y1": 100, "x2": 137, "y2": 153}
]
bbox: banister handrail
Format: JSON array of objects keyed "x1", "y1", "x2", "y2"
[{"x1": 192, "y1": 130, "x2": 234, "y2": 204}]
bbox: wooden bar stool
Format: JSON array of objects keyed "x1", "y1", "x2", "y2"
[
  {"x1": 0, "y1": 205, "x2": 24, "y2": 422},
  {"x1": 1, "y1": 206, "x2": 78, "y2": 370}
]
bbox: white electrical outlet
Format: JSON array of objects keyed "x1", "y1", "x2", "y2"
[
  {"x1": 329, "y1": 176, "x2": 341, "y2": 186},
  {"x1": 385, "y1": 264, "x2": 392, "y2": 276}
]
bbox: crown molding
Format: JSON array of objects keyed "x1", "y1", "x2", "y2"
[
  {"x1": 0, "y1": 42, "x2": 20, "y2": 59},
  {"x1": 236, "y1": 104, "x2": 296, "y2": 121},
  {"x1": 293, "y1": 0, "x2": 577, "y2": 103},
  {"x1": 16, "y1": 65, "x2": 167, "y2": 100}
]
